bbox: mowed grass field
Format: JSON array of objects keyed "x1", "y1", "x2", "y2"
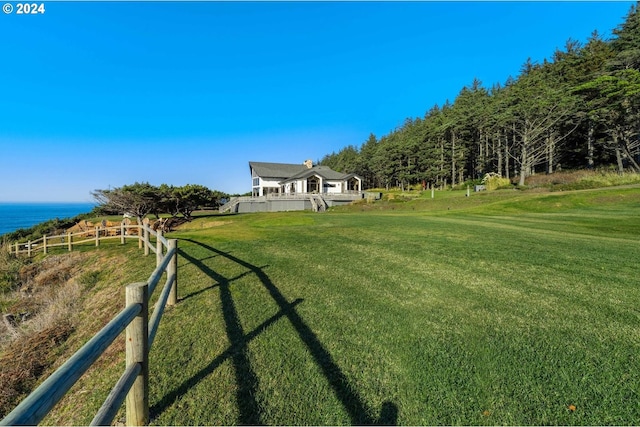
[{"x1": 46, "y1": 186, "x2": 640, "y2": 425}]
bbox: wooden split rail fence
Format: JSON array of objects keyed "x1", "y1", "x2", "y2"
[
  {"x1": 8, "y1": 220, "x2": 162, "y2": 259},
  {"x1": 1, "y1": 222, "x2": 178, "y2": 426}
]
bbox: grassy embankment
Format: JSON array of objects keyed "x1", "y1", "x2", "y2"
[{"x1": 2, "y1": 183, "x2": 640, "y2": 425}]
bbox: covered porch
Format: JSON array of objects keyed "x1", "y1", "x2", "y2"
[{"x1": 280, "y1": 174, "x2": 362, "y2": 195}]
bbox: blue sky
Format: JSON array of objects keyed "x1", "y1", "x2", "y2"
[{"x1": 0, "y1": 1, "x2": 634, "y2": 201}]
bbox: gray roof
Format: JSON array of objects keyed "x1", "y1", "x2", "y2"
[
  {"x1": 250, "y1": 161, "x2": 362, "y2": 183},
  {"x1": 249, "y1": 162, "x2": 308, "y2": 179},
  {"x1": 282, "y1": 165, "x2": 350, "y2": 182}
]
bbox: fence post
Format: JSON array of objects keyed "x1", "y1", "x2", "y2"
[
  {"x1": 121, "y1": 221, "x2": 125, "y2": 245},
  {"x1": 15, "y1": 242, "x2": 18, "y2": 255},
  {"x1": 138, "y1": 223, "x2": 142, "y2": 249},
  {"x1": 125, "y1": 282, "x2": 149, "y2": 426},
  {"x1": 168, "y1": 239, "x2": 178, "y2": 306},
  {"x1": 156, "y1": 230, "x2": 162, "y2": 267},
  {"x1": 95, "y1": 227, "x2": 100, "y2": 247},
  {"x1": 143, "y1": 226, "x2": 149, "y2": 256},
  {"x1": 67, "y1": 232, "x2": 72, "y2": 252},
  {"x1": 27, "y1": 241, "x2": 31, "y2": 257},
  {"x1": 43, "y1": 235, "x2": 47, "y2": 255}
]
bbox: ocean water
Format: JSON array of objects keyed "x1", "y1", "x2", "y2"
[{"x1": 0, "y1": 202, "x2": 95, "y2": 236}]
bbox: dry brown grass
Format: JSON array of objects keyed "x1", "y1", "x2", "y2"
[
  {"x1": 522, "y1": 169, "x2": 640, "y2": 190},
  {"x1": 5, "y1": 254, "x2": 84, "y2": 318},
  {"x1": 0, "y1": 253, "x2": 90, "y2": 417},
  {"x1": 524, "y1": 170, "x2": 594, "y2": 187},
  {"x1": 0, "y1": 319, "x2": 74, "y2": 416}
]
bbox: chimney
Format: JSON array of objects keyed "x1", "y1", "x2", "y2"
[{"x1": 304, "y1": 159, "x2": 313, "y2": 169}]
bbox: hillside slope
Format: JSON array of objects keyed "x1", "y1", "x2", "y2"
[{"x1": 3, "y1": 185, "x2": 639, "y2": 425}]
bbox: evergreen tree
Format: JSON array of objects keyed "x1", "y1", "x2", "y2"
[{"x1": 315, "y1": 6, "x2": 640, "y2": 189}]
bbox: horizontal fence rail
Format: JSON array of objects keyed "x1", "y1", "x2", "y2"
[
  {"x1": 0, "y1": 223, "x2": 178, "y2": 426},
  {"x1": 7, "y1": 220, "x2": 159, "y2": 257}
]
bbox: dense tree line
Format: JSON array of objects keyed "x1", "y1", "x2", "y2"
[
  {"x1": 92, "y1": 182, "x2": 228, "y2": 224},
  {"x1": 320, "y1": 4, "x2": 640, "y2": 189}
]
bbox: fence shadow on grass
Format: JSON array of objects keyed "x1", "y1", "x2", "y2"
[{"x1": 151, "y1": 238, "x2": 397, "y2": 425}]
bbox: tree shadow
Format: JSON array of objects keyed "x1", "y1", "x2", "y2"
[
  {"x1": 152, "y1": 238, "x2": 398, "y2": 425},
  {"x1": 151, "y1": 246, "x2": 266, "y2": 424},
  {"x1": 179, "y1": 270, "x2": 255, "y2": 303}
]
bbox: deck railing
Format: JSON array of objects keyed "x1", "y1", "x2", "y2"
[
  {"x1": 0, "y1": 223, "x2": 177, "y2": 426},
  {"x1": 218, "y1": 191, "x2": 363, "y2": 213}
]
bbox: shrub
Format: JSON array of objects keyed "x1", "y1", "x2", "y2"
[
  {"x1": 0, "y1": 251, "x2": 29, "y2": 295},
  {"x1": 456, "y1": 179, "x2": 483, "y2": 190},
  {"x1": 482, "y1": 173, "x2": 512, "y2": 191},
  {"x1": 2, "y1": 213, "x2": 93, "y2": 243}
]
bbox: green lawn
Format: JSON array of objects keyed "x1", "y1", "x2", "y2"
[{"x1": 46, "y1": 186, "x2": 640, "y2": 425}]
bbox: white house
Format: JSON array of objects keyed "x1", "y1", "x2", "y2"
[{"x1": 250, "y1": 160, "x2": 362, "y2": 197}]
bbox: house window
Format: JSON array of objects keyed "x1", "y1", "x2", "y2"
[
  {"x1": 253, "y1": 177, "x2": 260, "y2": 187},
  {"x1": 307, "y1": 176, "x2": 319, "y2": 193},
  {"x1": 265, "y1": 187, "x2": 279, "y2": 195}
]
